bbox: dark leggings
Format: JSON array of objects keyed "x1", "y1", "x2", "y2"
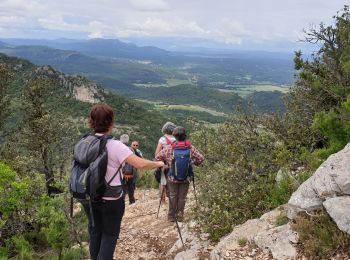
[
  {"x1": 83, "y1": 199, "x2": 125, "y2": 260},
  {"x1": 125, "y1": 178, "x2": 135, "y2": 204}
]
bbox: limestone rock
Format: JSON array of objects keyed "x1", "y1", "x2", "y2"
[
  {"x1": 254, "y1": 224, "x2": 298, "y2": 260},
  {"x1": 288, "y1": 143, "x2": 350, "y2": 219},
  {"x1": 210, "y1": 218, "x2": 270, "y2": 259},
  {"x1": 323, "y1": 196, "x2": 350, "y2": 235}
]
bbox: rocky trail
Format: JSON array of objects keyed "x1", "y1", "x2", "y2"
[
  {"x1": 112, "y1": 189, "x2": 272, "y2": 260},
  {"x1": 114, "y1": 189, "x2": 181, "y2": 259}
]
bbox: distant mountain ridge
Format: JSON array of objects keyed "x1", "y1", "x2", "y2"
[
  {"x1": 1, "y1": 38, "x2": 171, "y2": 61},
  {"x1": 0, "y1": 38, "x2": 290, "y2": 114}
]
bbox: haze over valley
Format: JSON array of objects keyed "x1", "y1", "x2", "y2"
[{"x1": 0, "y1": 38, "x2": 292, "y2": 121}]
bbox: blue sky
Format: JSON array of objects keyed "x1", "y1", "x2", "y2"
[{"x1": 0, "y1": 0, "x2": 347, "y2": 51}]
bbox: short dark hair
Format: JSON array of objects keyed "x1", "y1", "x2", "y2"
[
  {"x1": 173, "y1": 126, "x2": 187, "y2": 141},
  {"x1": 88, "y1": 104, "x2": 114, "y2": 133}
]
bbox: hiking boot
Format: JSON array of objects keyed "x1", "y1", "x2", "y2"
[{"x1": 167, "y1": 217, "x2": 175, "y2": 222}]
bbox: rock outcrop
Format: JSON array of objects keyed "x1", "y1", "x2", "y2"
[
  {"x1": 287, "y1": 143, "x2": 350, "y2": 236},
  {"x1": 323, "y1": 196, "x2": 350, "y2": 235},
  {"x1": 254, "y1": 224, "x2": 297, "y2": 260},
  {"x1": 210, "y1": 208, "x2": 297, "y2": 260}
]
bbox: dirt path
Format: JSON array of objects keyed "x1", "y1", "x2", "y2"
[
  {"x1": 111, "y1": 189, "x2": 271, "y2": 260},
  {"x1": 114, "y1": 189, "x2": 181, "y2": 260}
]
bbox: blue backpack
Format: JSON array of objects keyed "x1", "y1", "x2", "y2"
[{"x1": 168, "y1": 141, "x2": 193, "y2": 181}]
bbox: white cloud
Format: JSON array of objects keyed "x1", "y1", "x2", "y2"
[
  {"x1": 38, "y1": 15, "x2": 86, "y2": 32},
  {"x1": 0, "y1": 16, "x2": 26, "y2": 27},
  {"x1": 88, "y1": 31, "x2": 103, "y2": 38},
  {"x1": 0, "y1": 0, "x2": 47, "y2": 15},
  {"x1": 0, "y1": 0, "x2": 347, "y2": 50},
  {"x1": 128, "y1": 0, "x2": 170, "y2": 12}
]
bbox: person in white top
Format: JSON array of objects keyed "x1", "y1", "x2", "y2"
[{"x1": 154, "y1": 121, "x2": 176, "y2": 203}]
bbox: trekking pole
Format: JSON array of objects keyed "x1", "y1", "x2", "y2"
[
  {"x1": 192, "y1": 175, "x2": 199, "y2": 208},
  {"x1": 168, "y1": 195, "x2": 185, "y2": 247},
  {"x1": 156, "y1": 186, "x2": 165, "y2": 218}
]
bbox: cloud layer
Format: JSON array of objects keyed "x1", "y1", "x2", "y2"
[{"x1": 0, "y1": 0, "x2": 346, "y2": 48}]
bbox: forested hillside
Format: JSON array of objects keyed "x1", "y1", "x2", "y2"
[
  {"x1": 0, "y1": 40, "x2": 291, "y2": 116},
  {"x1": 0, "y1": 54, "x2": 171, "y2": 159}
]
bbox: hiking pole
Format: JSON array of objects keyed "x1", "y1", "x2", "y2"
[
  {"x1": 168, "y1": 195, "x2": 185, "y2": 247},
  {"x1": 192, "y1": 175, "x2": 199, "y2": 208},
  {"x1": 156, "y1": 186, "x2": 165, "y2": 218}
]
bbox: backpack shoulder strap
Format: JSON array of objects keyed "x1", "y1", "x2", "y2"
[
  {"x1": 185, "y1": 141, "x2": 192, "y2": 148},
  {"x1": 97, "y1": 135, "x2": 111, "y2": 155},
  {"x1": 171, "y1": 141, "x2": 178, "y2": 149},
  {"x1": 107, "y1": 163, "x2": 123, "y2": 186},
  {"x1": 165, "y1": 137, "x2": 172, "y2": 145}
]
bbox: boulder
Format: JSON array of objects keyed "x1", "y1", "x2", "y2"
[
  {"x1": 323, "y1": 196, "x2": 350, "y2": 235},
  {"x1": 210, "y1": 219, "x2": 270, "y2": 259},
  {"x1": 254, "y1": 223, "x2": 298, "y2": 260},
  {"x1": 210, "y1": 208, "x2": 282, "y2": 259},
  {"x1": 287, "y1": 143, "x2": 350, "y2": 219}
]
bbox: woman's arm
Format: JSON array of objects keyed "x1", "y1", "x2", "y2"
[
  {"x1": 154, "y1": 142, "x2": 163, "y2": 158},
  {"x1": 126, "y1": 154, "x2": 164, "y2": 170}
]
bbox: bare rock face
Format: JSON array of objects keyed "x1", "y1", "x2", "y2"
[
  {"x1": 287, "y1": 143, "x2": 350, "y2": 219},
  {"x1": 210, "y1": 219, "x2": 270, "y2": 260},
  {"x1": 74, "y1": 84, "x2": 100, "y2": 103},
  {"x1": 323, "y1": 196, "x2": 350, "y2": 235},
  {"x1": 210, "y1": 208, "x2": 296, "y2": 260},
  {"x1": 254, "y1": 224, "x2": 298, "y2": 260}
]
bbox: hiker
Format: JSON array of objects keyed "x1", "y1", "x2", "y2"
[
  {"x1": 119, "y1": 135, "x2": 138, "y2": 205},
  {"x1": 131, "y1": 141, "x2": 143, "y2": 158},
  {"x1": 120, "y1": 133, "x2": 129, "y2": 145},
  {"x1": 155, "y1": 126, "x2": 204, "y2": 222},
  {"x1": 154, "y1": 121, "x2": 177, "y2": 203},
  {"x1": 82, "y1": 104, "x2": 164, "y2": 260}
]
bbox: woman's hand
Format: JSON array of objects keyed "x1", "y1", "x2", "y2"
[{"x1": 157, "y1": 161, "x2": 165, "y2": 168}]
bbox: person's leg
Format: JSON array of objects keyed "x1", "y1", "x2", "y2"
[
  {"x1": 160, "y1": 172, "x2": 167, "y2": 203},
  {"x1": 82, "y1": 202, "x2": 103, "y2": 260},
  {"x1": 129, "y1": 181, "x2": 135, "y2": 204},
  {"x1": 177, "y1": 182, "x2": 190, "y2": 221},
  {"x1": 167, "y1": 181, "x2": 179, "y2": 221},
  {"x1": 97, "y1": 199, "x2": 125, "y2": 260},
  {"x1": 126, "y1": 178, "x2": 135, "y2": 204}
]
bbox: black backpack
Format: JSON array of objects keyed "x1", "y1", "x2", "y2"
[{"x1": 69, "y1": 134, "x2": 124, "y2": 223}]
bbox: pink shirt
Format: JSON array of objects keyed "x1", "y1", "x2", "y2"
[{"x1": 103, "y1": 138, "x2": 133, "y2": 200}]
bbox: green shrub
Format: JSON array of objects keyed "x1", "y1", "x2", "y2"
[
  {"x1": 10, "y1": 236, "x2": 34, "y2": 260},
  {"x1": 292, "y1": 210, "x2": 350, "y2": 258},
  {"x1": 38, "y1": 196, "x2": 72, "y2": 258},
  {"x1": 297, "y1": 171, "x2": 313, "y2": 184},
  {"x1": 275, "y1": 212, "x2": 289, "y2": 226},
  {"x1": 268, "y1": 174, "x2": 297, "y2": 208},
  {"x1": 0, "y1": 235, "x2": 34, "y2": 260},
  {"x1": 136, "y1": 170, "x2": 159, "y2": 189},
  {"x1": 238, "y1": 238, "x2": 248, "y2": 247},
  {"x1": 0, "y1": 162, "x2": 30, "y2": 229},
  {"x1": 61, "y1": 247, "x2": 87, "y2": 260},
  {"x1": 193, "y1": 163, "x2": 274, "y2": 241}
]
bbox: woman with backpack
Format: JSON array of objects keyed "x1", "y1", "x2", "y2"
[
  {"x1": 154, "y1": 121, "x2": 177, "y2": 204},
  {"x1": 83, "y1": 104, "x2": 164, "y2": 260},
  {"x1": 155, "y1": 126, "x2": 204, "y2": 222}
]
